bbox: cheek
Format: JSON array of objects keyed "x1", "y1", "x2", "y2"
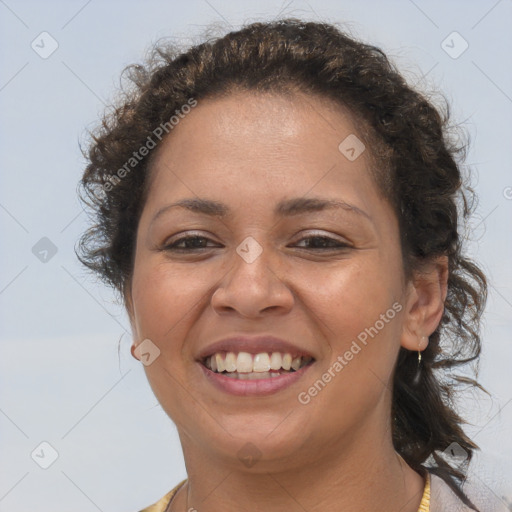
[
  {"x1": 295, "y1": 256, "x2": 403, "y2": 405},
  {"x1": 131, "y1": 259, "x2": 209, "y2": 343},
  {"x1": 130, "y1": 260, "x2": 211, "y2": 423},
  {"x1": 294, "y1": 255, "x2": 403, "y2": 341}
]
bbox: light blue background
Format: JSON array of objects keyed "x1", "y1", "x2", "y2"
[{"x1": 1, "y1": 1, "x2": 511, "y2": 510}]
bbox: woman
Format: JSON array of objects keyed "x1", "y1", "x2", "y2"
[{"x1": 78, "y1": 19, "x2": 504, "y2": 512}]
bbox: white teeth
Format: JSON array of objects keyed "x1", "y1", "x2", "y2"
[
  {"x1": 224, "y1": 352, "x2": 237, "y2": 372},
  {"x1": 236, "y1": 352, "x2": 253, "y2": 373},
  {"x1": 205, "y1": 351, "x2": 313, "y2": 374},
  {"x1": 248, "y1": 371, "x2": 270, "y2": 380},
  {"x1": 269, "y1": 352, "x2": 282, "y2": 370},
  {"x1": 223, "y1": 371, "x2": 280, "y2": 380},
  {"x1": 282, "y1": 353, "x2": 292, "y2": 371},
  {"x1": 253, "y1": 353, "x2": 271, "y2": 372},
  {"x1": 215, "y1": 353, "x2": 225, "y2": 373}
]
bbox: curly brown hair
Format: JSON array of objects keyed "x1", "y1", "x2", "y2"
[{"x1": 77, "y1": 18, "x2": 487, "y2": 510}]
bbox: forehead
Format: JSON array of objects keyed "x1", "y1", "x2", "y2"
[{"x1": 144, "y1": 90, "x2": 389, "y2": 224}]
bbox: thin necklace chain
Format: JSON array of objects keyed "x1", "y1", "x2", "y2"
[{"x1": 164, "y1": 470, "x2": 430, "y2": 511}]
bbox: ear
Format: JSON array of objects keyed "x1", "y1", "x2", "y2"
[
  {"x1": 400, "y1": 255, "x2": 448, "y2": 352},
  {"x1": 123, "y1": 279, "x2": 142, "y2": 361}
]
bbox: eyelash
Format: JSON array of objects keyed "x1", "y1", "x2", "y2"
[{"x1": 163, "y1": 234, "x2": 351, "y2": 252}]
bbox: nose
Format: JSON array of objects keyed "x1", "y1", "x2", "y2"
[{"x1": 211, "y1": 238, "x2": 294, "y2": 318}]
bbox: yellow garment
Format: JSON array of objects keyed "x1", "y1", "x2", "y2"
[
  {"x1": 138, "y1": 479, "x2": 186, "y2": 512},
  {"x1": 418, "y1": 471, "x2": 431, "y2": 511},
  {"x1": 139, "y1": 473, "x2": 431, "y2": 512}
]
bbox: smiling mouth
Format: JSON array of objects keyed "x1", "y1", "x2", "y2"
[{"x1": 201, "y1": 351, "x2": 315, "y2": 380}]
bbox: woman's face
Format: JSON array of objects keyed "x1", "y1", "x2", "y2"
[{"x1": 127, "y1": 91, "x2": 414, "y2": 469}]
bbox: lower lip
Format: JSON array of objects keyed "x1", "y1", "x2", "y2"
[{"x1": 197, "y1": 362, "x2": 314, "y2": 397}]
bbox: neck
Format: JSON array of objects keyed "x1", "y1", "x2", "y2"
[{"x1": 170, "y1": 425, "x2": 425, "y2": 512}]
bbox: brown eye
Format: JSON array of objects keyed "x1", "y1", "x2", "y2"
[
  {"x1": 294, "y1": 236, "x2": 350, "y2": 250},
  {"x1": 164, "y1": 235, "x2": 220, "y2": 251}
]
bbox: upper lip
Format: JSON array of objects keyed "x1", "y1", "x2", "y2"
[{"x1": 196, "y1": 335, "x2": 316, "y2": 361}]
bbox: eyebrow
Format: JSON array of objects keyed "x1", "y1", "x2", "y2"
[{"x1": 151, "y1": 197, "x2": 372, "y2": 224}]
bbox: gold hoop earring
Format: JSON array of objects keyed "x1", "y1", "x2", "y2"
[{"x1": 413, "y1": 335, "x2": 427, "y2": 385}]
